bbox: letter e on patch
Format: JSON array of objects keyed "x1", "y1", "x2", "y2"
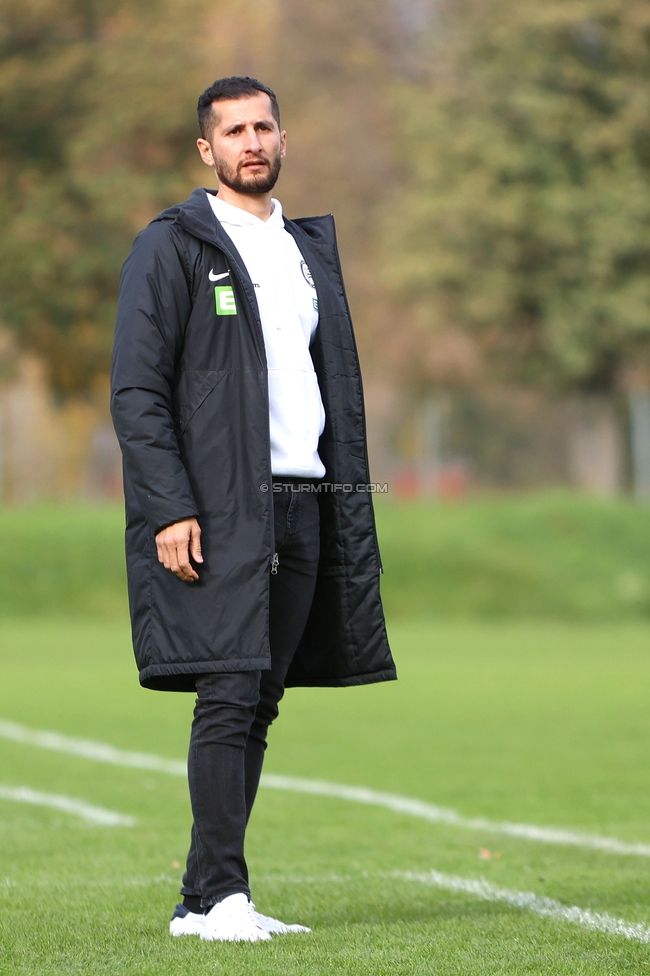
[{"x1": 215, "y1": 286, "x2": 237, "y2": 316}]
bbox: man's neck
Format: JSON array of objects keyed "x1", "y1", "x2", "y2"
[{"x1": 215, "y1": 184, "x2": 273, "y2": 222}]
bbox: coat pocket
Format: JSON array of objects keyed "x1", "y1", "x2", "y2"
[{"x1": 174, "y1": 370, "x2": 229, "y2": 436}]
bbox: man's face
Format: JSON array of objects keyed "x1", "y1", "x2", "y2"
[{"x1": 197, "y1": 93, "x2": 286, "y2": 195}]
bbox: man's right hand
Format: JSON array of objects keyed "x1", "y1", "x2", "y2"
[{"x1": 155, "y1": 517, "x2": 203, "y2": 582}]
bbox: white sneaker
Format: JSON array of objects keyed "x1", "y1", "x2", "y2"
[
  {"x1": 250, "y1": 902, "x2": 312, "y2": 935},
  {"x1": 201, "y1": 892, "x2": 272, "y2": 943},
  {"x1": 169, "y1": 903, "x2": 205, "y2": 936}
]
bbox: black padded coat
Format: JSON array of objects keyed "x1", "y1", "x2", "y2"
[{"x1": 110, "y1": 188, "x2": 395, "y2": 692}]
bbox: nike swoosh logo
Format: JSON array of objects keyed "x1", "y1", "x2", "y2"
[{"x1": 208, "y1": 270, "x2": 230, "y2": 282}]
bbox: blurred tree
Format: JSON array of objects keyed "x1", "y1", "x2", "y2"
[
  {"x1": 0, "y1": 0, "x2": 233, "y2": 396},
  {"x1": 388, "y1": 0, "x2": 650, "y2": 395}
]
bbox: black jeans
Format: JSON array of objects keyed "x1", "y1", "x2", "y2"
[{"x1": 180, "y1": 480, "x2": 320, "y2": 909}]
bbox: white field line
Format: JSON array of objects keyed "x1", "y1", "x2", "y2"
[
  {"x1": 2, "y1": 718, "x2": 649, "y2": 857},
  {"x1": 0, "y1": 720, "x2": 186, "y2": 775},
  {"x1": 391, "y1": 869, "x2": 650, "y2": 944},
  {"x1": 264, "y1": 868, "x2": 650, "y2": 944},
  {"x1": 0, "y1": 785, "x2": 135, "y2": 826},
  {"x1": 260, "y1": 774, "x2": 650, "y2": 858}
]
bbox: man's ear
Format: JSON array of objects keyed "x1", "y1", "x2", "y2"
[{"x1": 197, "y1": 138, "x2": 215, "y2": 167}]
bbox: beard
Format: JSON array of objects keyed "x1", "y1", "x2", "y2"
[{"x1": 214, "y1": 149, "x2": 282, "y2": 195}]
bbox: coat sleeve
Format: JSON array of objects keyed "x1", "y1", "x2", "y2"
[{"x1": 110, "y1": 220, "x2": 199, "y2": 535}]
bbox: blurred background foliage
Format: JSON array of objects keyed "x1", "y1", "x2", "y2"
[
  {"x1": 0, "y1": 0, "x2": 400, "y2": 396},
  {"x1": 1, "y1": 0, "x2": 650, "y2": 504},
  {"x1": 390, "y1": 0, "x2": 650, "y2": 395}
]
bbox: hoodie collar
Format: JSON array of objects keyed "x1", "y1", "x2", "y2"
[
  {"x1": 170, "y1": 188, "x2": 285, "y2": 245},
  {"x1": 208, "y1": 192, "x2": 284, "y2": 229}
]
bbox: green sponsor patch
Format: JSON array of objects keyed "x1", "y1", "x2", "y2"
[{"x1": 215, "y1": 286, "x2": 237, "y2": 316}]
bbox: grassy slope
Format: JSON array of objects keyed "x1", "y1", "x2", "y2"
[
  {"x1": 1, "y1": 494, "x2": 650, "y2": 619},
  {"x1": 376, "y1": 493, "x2": 650, "y2": 619},
  {"x1": 0, "y1": 618, "x2": 650, "y2": 974},
  {"x1": 0, "y1": 505, "x2": 127, "y2": 617}
]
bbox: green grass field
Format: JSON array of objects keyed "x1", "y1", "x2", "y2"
[{"x1": 1, "y1": 612, "x2": 650, "y2": 974}]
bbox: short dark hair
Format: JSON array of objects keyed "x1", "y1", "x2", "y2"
[{"x1": 197, "y1": 76, "x2": 280, "y2": 139}]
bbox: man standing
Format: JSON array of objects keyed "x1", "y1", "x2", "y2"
[{"x1": 111, "y1": 76, "x2": 395, "y2": 943}]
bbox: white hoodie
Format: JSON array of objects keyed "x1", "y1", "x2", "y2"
[{"x1": 207, "y1": 193, "x2": 326, "y2": 479}]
